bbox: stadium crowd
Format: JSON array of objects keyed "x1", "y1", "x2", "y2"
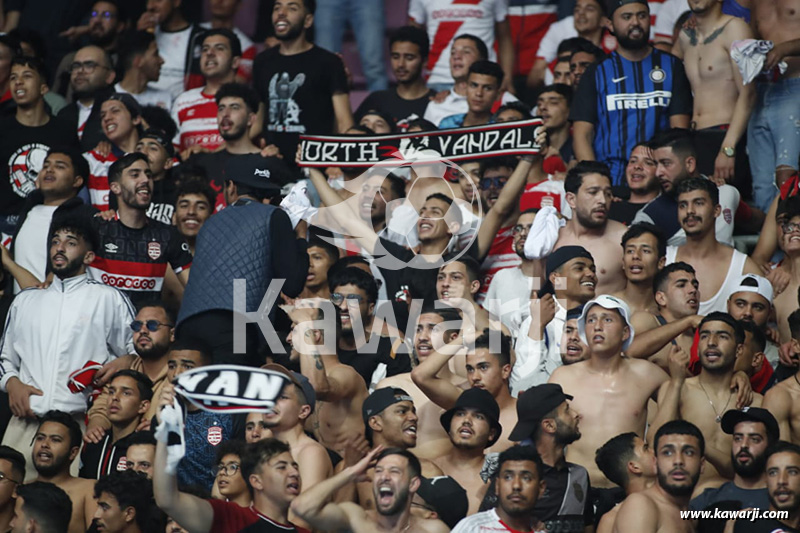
[{"x1": 0, "y1": 0, "x2": 799, "y2": 531}]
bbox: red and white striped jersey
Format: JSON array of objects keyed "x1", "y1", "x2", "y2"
[
  {"x1": 83, "y1": 149, "x2": 120, "y2": 211},
  {"x1": 170, "y1": 87, "x2": 223, "y2": 152},
  {"x1": 477, "y1": 224, "x2": 521, "y2": 304},
  {"x1": 198, "y1": 23, "x2": 256, "y2": 83},
  {"x1": 508, "y1": 0, "x2": 559, "y2": 76},
  {"x1": 409, "y1": 0, "x2": 508, "y2": 85}
]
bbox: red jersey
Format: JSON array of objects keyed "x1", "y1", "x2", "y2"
[
  {"x1": 477, "y1": 224, "x2": 521, "y2": 304},
  {"x1": 207, "y1": 499, "x2": 310, "y2": 533},
  {"x1": 83, "y1": 150, "x2": 121, "y2": 211},
  {"x1": 171, "y1": 88, "x2": 223, "y2": 152}
]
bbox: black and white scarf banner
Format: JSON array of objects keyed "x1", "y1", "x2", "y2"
[
  {"x1": 298, "y1": 118, "x2": 545, "y2": 168},
  {"x1": 173, "y1": 365, "x2": 293, "y2": 414}
]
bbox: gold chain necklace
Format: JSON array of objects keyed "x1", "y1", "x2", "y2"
[{"x1": 698, "y1": 380, "x2": 732, "y2": 423}]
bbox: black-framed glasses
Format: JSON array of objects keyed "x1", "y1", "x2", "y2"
[
  {"x1": 782, "y1": 222, "x2": 800, "y2": 234},
  {"x1": 69, "y1": 60, "x2": 110, "y2": 73},
  {"x1": 479, "y1": 176, "x2": 509, "y2": 190},
  {"x1": 0, "y1": 471, "x2": 20, "y2": 485},
  {"x1": 512, "y1": 224, "x2": 532, "y2": 235},
  {"x1": 330, "y1": 293, "x2": 364, "y2": 305},
  {"x1": 130, "y1": 320, "x2": 174, "y2": 332},
  {"x1": 217, "y1": 462, "x2": 241, "y2": 476}
]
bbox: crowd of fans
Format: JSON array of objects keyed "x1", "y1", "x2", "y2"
[{"x1": 0, "y1": 0, "x2": 798, "y2": 531}]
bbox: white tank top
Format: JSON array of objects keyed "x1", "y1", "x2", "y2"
[{"x1": 665, "y1": 246, "x2": 748, "y2": 315}]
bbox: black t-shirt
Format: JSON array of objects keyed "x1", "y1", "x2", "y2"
[
  {"x1": 734, "y1": 518, "x2": 799, "y2": 532},
  {"x1": 338, "y1": 335, "x2": 412, "y2": 387},
  {"x1": 0, "y1": 115, "x2": 79, "y2": 215},
  {"x1": 146, "y1": 173, "x2": 177, "y2": 224},
  {"x1": 608, "y1": 200, "x2": 646, "y2": 225},
  {"x1": 253, "y1": 45, "x2": 349, "y2": 162},
  {"x1": 355, "y1": 88, "x2": 436, "y2": 129}
]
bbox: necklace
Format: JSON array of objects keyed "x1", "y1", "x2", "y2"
[{"x1": 698, "y1": 380, "x2": 732, "y2": 423}]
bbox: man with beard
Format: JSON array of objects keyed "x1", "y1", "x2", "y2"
[
  {"x1": 595, "y1": 432, "x2": 657, "y2": 533},
  {"x1": 665, "y1": 178, "x2": 760, "y2": 315},
  {"x1": 612, "y1": 420, "x2": 704, "y2": 533},
  {"x1": 612, "y1": 223, "x2": 666, "y2": 315},
  {"x1": 85, "y1": 302, "x2": 174, "y2": 443},
  {"x1": 632, "y1": 129, "x2": 745, "y2": 247},
  {"x1": 554, "y1": 161, "x2": 627, "y2": 294},
  {"x1": 292, "y1": 447, "x2": 448, "y2": 532},
  {"x1": 57, "y1": 45, "x2": 116, "y2": 151},
  {"x1": 377, "y1": 306, "x2": 465, "y2": 459},
  {"x1": 114, "y1": 31, "x2": 171, "y2": 110},
  {"x1": 453, "y1": 446, "x2": 548, "y2": 532},
  {"x1": 570, "y1": 0, "x2": 692, "y2": 185},
  {"x1": 253, "y1": 0, "x2": 353, "y2": 165},
  {"x1": 727, "y1": 274, "x2": 780, "y2": 371},
  {"x1": 0, "y1": 216, "x2": 135, "y2": 481},
  {"x1": 656, "y1": 312, "x2": 760, "y2": 494},
  {"x1": 356, "y1": 26, "x2": 436, "y2": 129},
  {"x1": 672, "y1": 0, "x2": 755, "y2": 189},
  {"x1": 171, "y1": 29, "x2": 241, "y2": 158},
  {"x1": 503, "y1": 384, "x2": 592, "y2": 533},
  {"x1": 357, "y1": 388, "x2": 444, "y2": 510},
  {"x1": 89, "y1": 153, "x2": 192, "y2": 306},
  {"x1": 733, "y1": 441, "x2": 800, "y2": 532},
  {"x1": 31, "y1": 411, "x2": 98, "y2": 533},
  {"x1": 609, "y1": 143, "x2": 660, "y2": 225},
  {"x1": 690, "y1": 407, "x2": 775, "y2": 511}
]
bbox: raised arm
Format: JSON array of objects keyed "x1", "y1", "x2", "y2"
[
  {"x1": 626, "y1": 314, "x2": 700, "y2": 361},
  {"x1": 411, "y1": 338, "x2": 465, "y2": 410},
  {"x1": 650, "y1": 345, "x2": 688, "y2": 447},
  {"x1": 763, "y1": 386, "x2": 793, "y2": 441},
  {"x1": 572, "y1": 121, "x2": 596, "y2": 161},
  {"x1": 495, "y1": 19, "x2": 515, "y2": 92}
]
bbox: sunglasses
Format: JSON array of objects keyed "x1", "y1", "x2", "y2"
[
  {"x1": 330, "y1": 293, "x2": 365, "y2": 305},
  {"x1": 479, "y1": 176, "x2": 509, "y2": 190},
  {"x1": 130, "y1": 320, "x2": 173, "y2": 332}
]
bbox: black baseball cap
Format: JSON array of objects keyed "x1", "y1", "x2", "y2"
[
  {"x1": 721, "y1": 407, "x2": 779, "y2": 443},
  {"x1": 440, "y1": 388, "x2": 503, "y2": 447},
  {"x1": 362, "y1": 387, "x2": 414, "y2": 423},
  {"x1": 223, "y1": 153, "x2": 283, "y2": 193},
  {"x1": 416, "y1": 476, "x2": 468, "y2": 529},
  {"x1": 104, "y1": 92, "x2": 142, "y2": 118},
  {"x1": 509, "y1": 384, "x2": 573, "y2": 441},
  {"x1": 262, "y1": 363, "x2": 316, "y2": 412},
  {"x1": 605, "y1": 0, "x2": 649, "y2": 16},
  {"x1": 539, "y1": 246, "x2": 594, "y2": 296},
  {"x1": 141, "y1": 128, "x2": 175, "y2": 157}
]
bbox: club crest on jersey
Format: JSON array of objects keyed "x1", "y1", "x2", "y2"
[
  {"x1": 649, "y1": 67, "x2": 666, "y2": 83},
  {"x1": 148, "y1": 242, "x2": 161, "y2": 260},
  {"x1": 117, "y1": 456, "x2": 128, "y2": 471},
  {"x1": 208, "y1": 426, "x2": 222, "y2": 446},
  {"x1": 724, "y1": 208, "x2": 732, "y2": 225}
]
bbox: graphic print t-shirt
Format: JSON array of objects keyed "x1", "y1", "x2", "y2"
[{"x1": 253, "y1": 46, "x2": 349, "y2": 162}]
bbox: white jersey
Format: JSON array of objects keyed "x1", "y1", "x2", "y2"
[
  {"x1": 114, "y1": 82, "x2": 173, "y2": 110},
  {"x1": 0, "y1": 274, "x2": 135, "y2": 415},
  {"x1": 409, "y1": 0, "x2": 508, "y2": 85},
  {"x1": 535, "y1": 17, "x2": 577, "y2": 63},
  {"x1": 12, "y1": 205, "x2": 57, "y2": 294},
  {"x1": 665, "y1": 246, "x2": 748, "y2": 315},
  {"x1": 453, "y1": 508, "x2": 548, "y2": 533},
  {"x1": 653, "y1": 0, "x2": 689, "y2": 44},
  {"x1": 423, "y1": 87, "x2": 518, "y2": 126},
  {"x1": 170, "y1": 87, "x2": 223, "y2": 151}
]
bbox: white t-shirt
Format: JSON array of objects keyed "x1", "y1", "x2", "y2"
[
  {"x1": 114, "y1": 82, "x2": 173, "y2": 110},
  {"x1": 484, "y1": 266, "x2": 535, "y2": 335},
  {"x1": 423, "y1": 87, "x2": 518, "y2": 126},
  {"x1": 408, "y1": 0, "x2": 508, "y2": 85},
  {"x1": 536, "y1": 17, "x2": 577, "y2": 63},
  {"x1": 453, "y1": 508, "x2": 548, "y2": 533},
  {"x1": 653, "y1": 0, "x2": 689, "y2": 43},
  {"x1": 151, "y1": 25, "x2": 194, "y2": 99},
  {"x1": 13, "y1": 204, "x2": 58, "y2": 293}
]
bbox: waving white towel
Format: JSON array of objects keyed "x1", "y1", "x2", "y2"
[
  {"x1": 524, "y1": 206, "x2": 565, "y2": 260},
  {"x1": 731, "y1": 39, "x2": 788, "y2": 85}
]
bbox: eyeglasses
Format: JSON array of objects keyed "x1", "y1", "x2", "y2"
[
  {"x1": 0, "y1": 471, "x2": 20, "y2": 485},
  {"x1": 330, "y1": 293, "x2": 365, "y2": 305},
  {"x1": 91, "y1": 10, "x2": 116, "y2": 19},
  {"x1": 70, "y1": 60, "x2": 110, "y2": 73},
  {"x1": 217, "y1": 462, "x2": 241, "y2": 476},
  {"x1": 130, "y1": 320, "x2": 174, "y2": 332},
  {"x1": 479, "y1": 176, "x2": 509, "y2": 190},
  {"x1": 782, "y1": 222, "x2": 800, "y2": 234},
  {"x1": 512, "y1": 224, "x2": 532, "y2": 235}
]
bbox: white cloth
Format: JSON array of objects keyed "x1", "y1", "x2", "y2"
[
  {"x1": 653, "y1": 0, "x2": 689, "y2": 42},
  {"x1": 151, "y1": 25, "x2": 194, "y2": 99},
  {"x1": 524, "y1": 205, "x2": 564, "y2": 260},
  {"x1": 423, "y1": 88, "x2": 518, "y2": 127},
  {"x1": 731, "y1": 39, "x2": 789, "y2": 85},
  {"x1": 12, "y1": 205, "x2": 57, "y2": 293},
  {"x1": 665, "y1": 246, "x2": 748, "y2": 315},
  {"x1": 484, "y1": 267, "x2": 535, "y2": 335},
  {"x1": 511, "y1": 299, "x2": 567, "y2": 396},
  {"x1": 114, "y1": 82, "x2": 173, "y2": 110},
  {"x1": 535, "y1": 17, "x2": 577, "y2": 63},
  {"x1": 408, "y1": 0, "x2": 508, "y2": 86},
  {"x1": 280, "y1": 181, "x2": 317, "y2": 228},
  {"x1": 154, "y1": 395, "x2": 186, "y2": 475},
  {"x1": 0, "y1": 274, "x2": 135, "y2": 415}
]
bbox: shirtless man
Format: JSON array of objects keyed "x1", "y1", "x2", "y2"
[
  {"x1": 656, "y1": 312, "x2": 761, "y2": 494},
  {"x1": 30, "y1": 411, "x2": 96, "y2": 533},
  {"x1": 437, "y1": 257, "x2": 501, "y2": 334},
  {"x1": 665, "y1": 177, "x2": 760, "y2": 315},
  {"x1": 673, "y1": 0, "x2": 755, "y2": 185},
  {"x1": 412, "y1": 331, "x2": 517, "y2": 453},
  {"x1": 612, "y1": 223, "x2": 667, "y2": 315},
  {"x1": 612, "y1": 420, "x2": 705, "y2": 533},
  {"x1": 357, "y1": 388, "x2": 444, "y2": 509},
  {"x1": 749, "y1": 0, "x2": 800, "y2": 211},
  {"x1": 772, "y1": 204, "x2": 800, "y2": 344},
  {"x1": 290, "y1": 306, "x2": 369, "y2": 457},
  {"x1": 555, "y1": 161, "x2": 627, "y2": 295},
  {"x1": 433, "y1": 388, "x2": 503, "y2": 515},
  {"x1": 629, "y1": 262, "x2": 702, "y2": 370},
  {"x1": 763, "y1": 309, "x2": 800, "y2": 442},
  {"x1": 291, "y1": 447, "x2": 449, "y2": 532},
  {"x1": 376, "y1": 306, "x2": 466, "y2": 459},
  {"x1": 595, "y1": 432, "x2": 657, "y2": 533},
  {"x1": 549, "y1": 295, "x2": 671, "y2": 488}
]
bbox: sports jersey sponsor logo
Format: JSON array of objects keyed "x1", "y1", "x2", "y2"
[
  {"x1": 148, "y1": 242, "x2": 162, "y2": 260},
  {"x1": 99, "y1": 272, "x2": 160, "y2": 290},
  {"x1": 606, "y1": 90, "x2": 671, "y2": 111},
  {"x1": 208, "y1": 426, "x2": 222, "y2": 446},
  {"x1": 105, "y1": 243, "x2": 119, "y2": 253},
  {"x1": 9, "y1": 143, "x2": 49, "y2": 197},
  {"x1": 254, "y1": 168, "x2": 271, "y2": 178},
  {"x1": 431, "y1": 8, "x2": 484, "y2": 19}
]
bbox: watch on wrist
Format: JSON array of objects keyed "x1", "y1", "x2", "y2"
[{"x1": 722, "y1": 146, "x2": 735, "y2": 157}]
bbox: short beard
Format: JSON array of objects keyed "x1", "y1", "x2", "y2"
[
  {"x1": 616, "y1": 33, "x2": 649, "y2": 50},
  {"x1": 554, "y1": 418, "x2": 581, "y2": 446},
  {"x1": 375, "y1": 486, "x2": 409, "y2": 516},
  {"x1": 275, "y1": 22, "x2": 304, "y2": 42},
  {"x1": 658, "y1": 469, "x2": 699, "y2": 497},
  {"x1": 575, "y1": 208, "x2": 606, "y2": 229},
  {"x1": 732, "y1": 450, "x2": 768, "y2": 479},
  {"x1": 90, "y1": 30, "x2": 116, "y2": 48},
  {"x1": 34, "y1": 454, "x2": 71, "y2": 478},
  {"x1": 137, "y1": 341, "x2": 170, "y2": 361},
  {"x1": 51, "y1": 255, "x2": 84, "y2": 279},
  {"x1": 220, "y1": 123, "x2": 247, "y2": 142}
]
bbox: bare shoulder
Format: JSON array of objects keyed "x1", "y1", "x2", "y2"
[
  {"x1": 417, "y1": 516, "x2": 451, "y2": 532},
  {"x1": 606, "y1": 219, "x2": 628, "y2": 239},
  {"x1": 626, "y1": 357, "x2": 669, "y2": 384},
  {"x1": 330, "y1": 363, "x2": 366, "y2": 388},
  {"x1": 618, "y1": 491, "x2": 659, "y2": 515},
  {"x1": 724, "y1": 15, "x2": 754, "y2": 41},
  {"x1": 631, "y1": 311, "x2": 658, "y2": 332},
  {"x1": 765, "y1": 382, "x2": 793, "y2": 405},
  {"x1": 376, "y1": 373, "x2": 409, "y2": 390}
]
